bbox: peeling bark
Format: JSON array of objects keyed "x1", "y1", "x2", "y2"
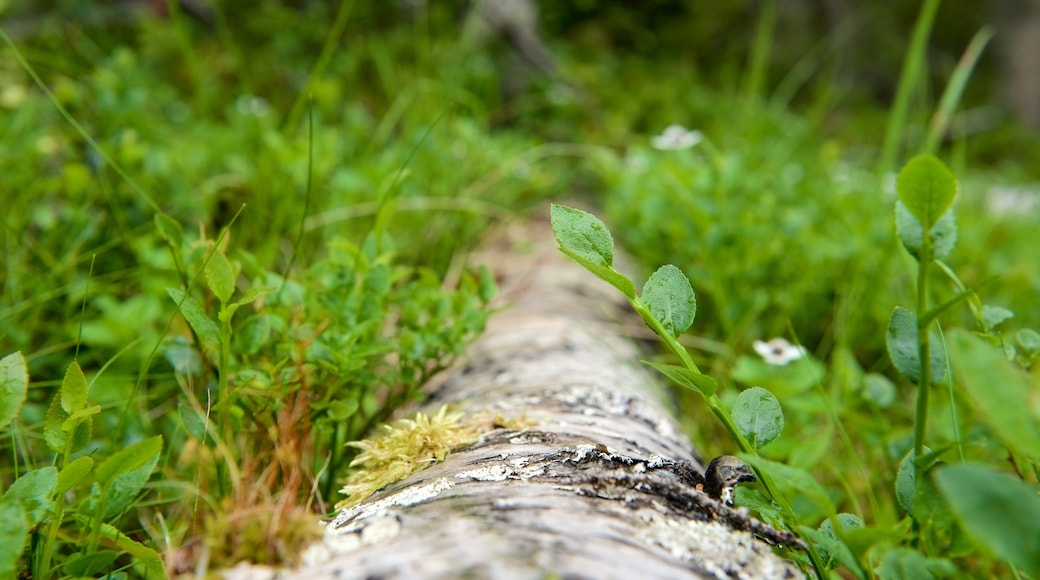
[{"x1": 264, "y1": 214, "x2": 803, "y2": 579}]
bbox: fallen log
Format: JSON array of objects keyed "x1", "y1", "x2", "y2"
[{"x1": 272, "y1": 212, "x2": 803, "y2": 579}]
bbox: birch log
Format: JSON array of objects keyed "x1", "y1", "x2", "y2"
[{"x1": 280, "y1": 213, "x2": 803, "y2": 580}]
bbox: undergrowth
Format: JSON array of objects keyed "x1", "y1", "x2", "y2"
[{"x1": 1, "y1": 2, "x2": 1038, "y2": 578}]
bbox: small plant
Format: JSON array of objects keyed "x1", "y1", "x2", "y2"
[
  {"x1": 550, "y1": 203, "x2": 828, "y2": 575},
  {"x1": 551, "y1": 198, "x2": 1040, "y2": 578},
  {"x1": 884, "y1": 154, "x2": 1040, "y2": 577},
  {"x1": 1, "y1": 351, "x2": 164, "y2": 579}
]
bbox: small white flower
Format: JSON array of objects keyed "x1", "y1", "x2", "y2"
[
  {"x1": 753, "y1": 338, "x2": 808, "y2": 366},
  {"x1": 651, "y1": 124, "x2": 702, "y2": 151}
]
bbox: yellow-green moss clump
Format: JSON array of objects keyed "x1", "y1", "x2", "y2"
[{"x1": 337, "y1": 406, "x2": 530, "y2": 509}]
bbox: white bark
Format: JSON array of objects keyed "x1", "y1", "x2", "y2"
[{"x1": 261, "y1": 214, "x2": 803, "y2": 579}]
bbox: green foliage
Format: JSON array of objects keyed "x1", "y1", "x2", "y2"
[
  {"x1": 1, "y1": 3, "x2": 1037, "y2": 576},
  {"x1": 885, "y1": 306, "x2": 947, "y2": 385},
  {"x1": 896, "y1": 154, "x2": 957, "y2": 230},
  {"x1": 934, "y1": 464, "x2": 1040, "y2": 576},
  {"x1": 642, "y1": 265, "x2": 696, "y2": 337},
  {"x1": 0, "y1": 352, "x2": 27, "y2": 431},
  {"x1": 0, "y1": 356, "x2": 164, "y2": 578},
  {"x1": 946, "y1": 330, "x2": 1040, "y2": 458},
  {"x1": 552, "y1": 204, "x2": 828, "y2": 574},
  {"x1": 732, "y1": 387, "x2": 784, "y2": 450}
]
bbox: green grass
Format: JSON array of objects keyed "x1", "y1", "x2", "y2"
[{"x1": 2, "y1": 2, "x2": 1039, "y2": 578}]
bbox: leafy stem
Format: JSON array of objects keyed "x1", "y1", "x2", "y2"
[{"x1": 551, "y1": 204, "x2": 827, "y2": 578}]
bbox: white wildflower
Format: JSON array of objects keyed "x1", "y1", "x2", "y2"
[
  {"x1": 651, "y1": 124, "x2": 702, "y2": 151},
  {"x1": 753, "y1": 338, "x2": 808, "y2": 366}
]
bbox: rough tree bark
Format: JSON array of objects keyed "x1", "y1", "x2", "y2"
[{"x1": 268, "y1": 213, "x2": 803, "y2": 579}]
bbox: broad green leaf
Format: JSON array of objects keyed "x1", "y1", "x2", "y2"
[
  {"x1": 895, "y1": 202, "x2": 957, "y2": 260},
  {"x1": 62, "y1": 404, "x2": 101, "y2": 430},
  {"x1": 60, "y1": 359, "x2": 88, "y2": 413},
  {"x1": 64, "y1": 551, "x2": 121, "y2": 577},
  {"x1": 167, "y1": 288, "x2": 221, "y2": 356},
  {"x1": 89, "y1": 438, "x2": 162, "y2": 520},
  {"x1": 154, "y1": 212, "x2": 184, "y2": 247},
  {"x1": 641, "y1": 361, "x2": 717, "y2": 397},
  {"x1": 740, "y1": 454, "x2": 834, "y2": 516},
  {"x1": 550, "y1": 205, "x2": 636, "y2": 299},
  {"x1": 934, "y1": 463, "x2": 1040, "y2": 576},
  {"x1": 947, "y1": 329, "x2": 1040, "y2": 458},
  {"x1": 2, "y1": 466, "x2": 57, "y2": 526},
  {"x1": 95, "y1": 436, "x2": 163, "y2": 486},
  {"x1": 1016, "y1": 329, "x2": 1040, "y2": 356},
  {"x1": 897, "y1": 154, "x2": 957, "y2": 230},
  {"x1": 328, "y1": 399, "x2": 360, "y2": 421},
  {"x1": 73, "y1": 517, "x2": 165, "y2": 580},
  {"x1": 0, "y1": 351, "x2": 28, "y2": 431},
  {"x1": 551, "y1": 204, "x2": 615, "y2": 268},
  {"x1": 0, "y1": 500, "x2": 28, "y2": 579},
  {"x1": 895, "y1": 448, "x2": 922, "y2": 514},
  {"x1": 641, "y1": 265, "x2": 696, "y2": 337},
  {"x1": 885, "y1": 307, "x2": 946, "y2": 384},
  {"x1": 980, "y1": 304, "x2": 1014, "y2": 333},
  {"x1": 862, "y1": 373, "x2": 896, "y2": 408},
  {"x1": 44, "y1": 393, "x2": 91, "y2": 455},
  {"x1": 56, "y1": 455, "x2": 94, "y2": 495},
  {"x1": 732, "y1": 386, "x2": 784, "y2": 450},
  {"x1": 231, "y1": 285, "x2": 276, "y2": 309},
  {"x1": 205, "y1": 248, "x2": 236, "y2": 304},
  {"x1": 877, "y1": 548, "x2": 957, "y2": 580}
]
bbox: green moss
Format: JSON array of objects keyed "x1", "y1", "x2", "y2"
[{"x1": 336, "y1": 406, "x2": 531, "y2": 509}]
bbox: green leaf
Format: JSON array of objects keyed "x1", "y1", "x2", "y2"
[
  {"x1": 895, "y1": 202, "x2": 957, "y2": 260},
  {"x1": 877, "y1": 548, "x2": 957, "y2": 580},
  {"x1": 895, "y1": 448, "x2": 922, "y2": 514},
  {"x1": 0, "y1": 500, "x2": 28, "y2": 579},
  {"x1": 805, "y1": 514, "x2": 865, "y2": 574},
  {"x1": 934, "y1": 463, "x2": 1040, "y2": 576},
  {"x1": 0, "y1": 351, "x2": 28, "y2": 431},
  {"x1": 205, "y1": 248, "x2": 236, "y2": 304},
  {"x1": 642, "y1": 360, "x2": 717, "y2": 397},
  {"x1": 477, "y1": 265, "x2": 498, "y2": 303},
  {"x1": 896, "y1": 154, "x2": 957, "y2": 230},
  {"x1": 64, "y1": 551, "x2": 121, "y2": 577},
  {"x1": 44, "y1": 391, "x2": 91, "y2": 455},
  {"x1": 1016, "y1": 329, "x2": 1040, "y2": 356},
  {"x1": 2, "y1": 466, "x2": 57, "y2": 526},
  {"x1": 60, "y1": 359, "x2": 88, "y2": 413},
  {"x1": 740, "y1": 454, "x2": 834, "y2": 516},
  {"x1": 72, "y1": 517, "x2": 166, "y2": 580},
  {"x1": 885, "y1": 307, "x2": 946, "y2": 384},
  {"x1": 732, "y1": 386, "x2": 784, "y2": 450},
  {"x1": 550, "y1": 204, "x2": 636, "y2": 299},
  {"x1": 862, "y1": 373, "x2": 896, "y2": 408},
  {"x1": 56, "y1": 455, "x2": 94, "y2": 495},
  {"x1": 731, "y1": 355, "x2": 825, "y2": 396},
  {"x1": 167, "y1": 288, "x2": 221, "y2": 357},
  {"x1": 550, "y1": 204, "x2": 615, "y2": 268},
  {"x1": 947, "y1": 329, "x2": 1040, "y2": 458},
  {"x1": 89, "y1": 437, "x2": 162, "y2": 520},
  {"x1": 980, "y1": 304, "x2": 1014, "y2": 333},
  {"x1": 231, "y1": 285, "x2": 276, "y2": 309},
  {"x1": 641, "y1": 265, "x2": 696, "y2": 337},
  {"x1": 328, "y1": 399, "x2": 360, "y2": 421},
  {"x1": 154, "y1": 212, "x2": 184, "y2": 248},
  {"x1": 178, "y1": 401, "x2": 208, "y2": 441},
  {"x1": 95, "y1": 436, "x2": 163, "y2": 486}
]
